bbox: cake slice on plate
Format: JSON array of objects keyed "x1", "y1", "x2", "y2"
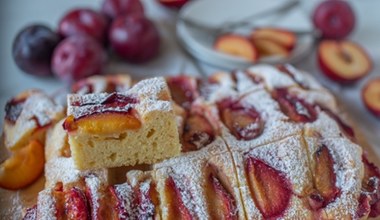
[{"x1": 63, "y1": 77, "x2": 181, "y2": 170}]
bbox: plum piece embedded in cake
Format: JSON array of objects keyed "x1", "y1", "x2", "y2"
[
  {"x1": 309, "y1": 145, "x2": 341, "y2": 210},
  {"x1": 181, "y1": 101, "x2": 219, "y2": 152},
  {"x1": 166, "y1": 75, "x2": 199, "y2": 109},
  {"x1": 0, "y1": 140, "x2": 45, "y2": 190},
  {"x1": 64, "y1": 77, "x2": 181, "y2": 170},
  {"x1": 203, "y1": 163, "x2": 238, "y2": 220},
  {"x1": 217, "y1": 98, "x2": 264, "y2": 141},
  {"x1": 303, "y1": 136, "x2": 363, "y2": 219},
  {"x1": 65, "y1": 187, "x2": 91, "y2": 220},
  {"x1": 271, "y1": 88, "x2": 317, "y2": 123},
  {"x1": 3, "y1": 89, "x2": 64, "y2": 150},
  {"x1": 63, "y1": 93, "x2": 141, "y2": 135},
  {"x1": 109, "y1": 171, "x2": 160, "y2": 219},
  {"x1": 277, "y1": 64, "x2": 310, "y2": 90},
  {"x1": 361, "y1": 155, "x2": 380, "y2": 218},
  {"x1": 164, "y1": 176, "x2": 194, "y2": 220},
  {"x1": 245, "y1": 157, "x2": 292, "y2": 219},
  {"x1": 233, "y1": 135, "x2": 315, "y2": 219},
  {"x1": 72, "y1": 74, "x2": 132, "y2": 94},
  {"x1": 182, "y1": 112, "x2": 215, "y2": 152}
]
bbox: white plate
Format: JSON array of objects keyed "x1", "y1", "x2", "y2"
[{"x1": 177, "y1": 0, "x2": 315, "y2": 70}]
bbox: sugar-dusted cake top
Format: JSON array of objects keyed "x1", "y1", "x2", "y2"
[
  {"x1": 5, "y1": 89, "x2": 63, "y2": 127},
  {"x1": 66, "y1": 77, "x2": 172, "y2": 121},
  {"x1": 67, "y1": 92, "x2": 139, "y2": 120},
  {"x1": 13, "y1": 64, "x2": 380, "y2": 220},
  {"x1": 72, "y1": 74, "x2": 132, "y2": 95}
]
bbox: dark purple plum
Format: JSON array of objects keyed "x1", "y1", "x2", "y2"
[
  {"x1": 12, "y1": 24, "x2": 60, "y2": 76},
  {"x1": 109, "y1": 15, "x2": 160, "y2": 63}
]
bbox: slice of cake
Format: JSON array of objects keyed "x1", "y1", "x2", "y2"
[
  {"x1": 2, "y1": 89, "x2": 64, "y2": 150},
  {"x1": 44, "y1": 119, "x2": 109, "y2": 187},
  {"x1": 63, "y1": 77, "x2": 181, "y2": 170}
]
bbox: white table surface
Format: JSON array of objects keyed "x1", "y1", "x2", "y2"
[{"x1": 0, "y1": 0, "x2": 379, "y2": 153}]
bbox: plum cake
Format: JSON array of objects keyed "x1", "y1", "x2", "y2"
[
  {"x1": 63, "y1": 77, "x2": 181, "y2": 169},
  {"x1": 3, "y1": 64, "x2": 380, "y2": 219}
]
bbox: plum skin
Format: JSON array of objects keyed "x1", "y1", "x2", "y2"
[
  {"x1": 109, "y1": 15, "x2": 160, "y2": 63},
  {"x1": 12, "y1": 24, "x2": 61, "y2": 76}
]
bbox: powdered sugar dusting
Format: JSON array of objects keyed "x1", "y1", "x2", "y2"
[
  {"x1": 220, "y1": 90, "x2": 303, "y2": 151},
  {"x1": 45, "y1": 157, "x2": 81, "y2": 186},
  {"x1": 67, "y1": 93, "x2": 137, "y2": 119},
  {"x1": 136, "y1": 99, "x2": 172, "y2": 115},
  {"x1": 113, "y1": 177, "x2": 156, "y2": 219},
  {"x1": 304, "y1": 111, "x2": 343, "y2": 138},
  {"x1": 324, "y1": 138, "x2": 362, "y2": 218},
  {"x1": 67, "y1": 77, "x2": 173, "y2": 119},
  {"x1": 127, "y1": 77, "x2": 168, "y2": 100},
  {"x1": 37, "y1": 189, "x2": 57, "y2": 220},
  {"x1": 85, "y1": 175, "x2": 103, "y2": 219},
  {"x1": 304, "y1": 136, "x2": 363, "y2": 218},
  {"x1": 247, "y1": 64, "x2": 296, "y2": 90},
  {"x1": 171, "y1": 173, "x2": 201, "y2": 217},
  {"x1": 45, "y1": 156, "x2": 107, "y2": 187},
  {"x1": 155, "y1": 157, "x2": 210, "y2": 218},
  {"x1": 137, "y1": 180, "x2": 155, "y2": 218},
  {"x1": 244, "y1": 135, "x2": 312, "y2": 195},
  {"x1": 4, "y1": 91, "x2": 64, "y2": 148},
  {"x1": 234, "y1": 70, "x2": 264, "y2": 94},
  {"x1": 23, "y1": 93, "x2": 63, "y2": 126},
  {"x1": 291, "y1": 87, "x2": 338, "y2": 113},
  {"x1": 279, "y1": 64, "x2": 323, "y2": 90},
  {"x1": 114, "y1": 182, "x2": 134, "y2": 219}
]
